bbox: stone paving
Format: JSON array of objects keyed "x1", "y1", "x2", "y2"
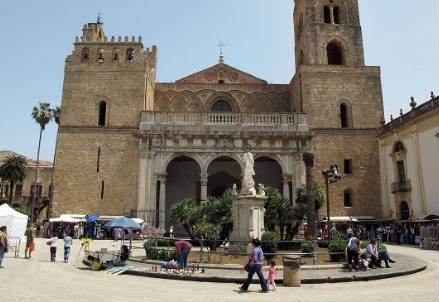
[{"x1": 0, "y1": 239, "x2": 437, "y2": 302}]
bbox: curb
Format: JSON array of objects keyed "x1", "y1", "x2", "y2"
[{"x1": 120, "y1": 264, "x2": 427, "y2": 284}]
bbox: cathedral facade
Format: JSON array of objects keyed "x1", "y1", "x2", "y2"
[{"x1": 53, "y1": 0, "x2": 385, "y2": 228}]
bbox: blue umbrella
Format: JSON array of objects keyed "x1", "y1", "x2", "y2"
[{"x1": 103, "y1": 217, "x2": 141, "y2": 230}]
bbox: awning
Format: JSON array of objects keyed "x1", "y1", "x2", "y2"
[
  {"x1": 323, "y1": 216, "x2": 359, "y2": 222},
  {"x1": 49, "y1": 217, "x2": 82, "y2": 223}
]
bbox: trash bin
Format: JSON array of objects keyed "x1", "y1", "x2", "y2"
[{"x1": 283, "y1": 255, "x2": 301, "y2": 287}]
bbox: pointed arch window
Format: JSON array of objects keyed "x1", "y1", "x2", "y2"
[
  {"x1": 324, "y1": 6, "x2": 331, "y2": 24},
  {"x1": 327, "y1": 42, "x2": 344, "y2": 65},
  {"x1": 98, "y1": 101, "x2": 107, "y2": 126},
  {"x1": 212, "y1": 100, "x2": 232, "y2": 112},
  {"x1": 340, "y1": 102, "x2": 352, "y2": 128}
]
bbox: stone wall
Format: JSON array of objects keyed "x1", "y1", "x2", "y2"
[
  {"x1": 52, "y1": 130, "x2": 138, "y2": 216},
  {"x1": 291, "y1": 65, "x2": 384, "y2": 129},
  {"x1": 312, "y1": 130, "x2": 382, "y2": 218}
]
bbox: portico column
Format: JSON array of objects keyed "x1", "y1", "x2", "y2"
[
  {"x1": 158, "y1": 176, "x2": 167, "y2": 230},
  {"x1": 330, "y1": 6, "x2": 335, "y2": 24},
  {"x1": 200, "y1": 173, "x2": 208, "y2": 204},
  {"x1": 282, "y1": 175, "x2": 290, "y2": 201}
]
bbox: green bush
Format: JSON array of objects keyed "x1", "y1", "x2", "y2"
[
  {"x1": 301, "y1": 242, "x2": 314, "y2": 255},
  {"x1": 144, "y1": 239, "x2": 176, "y2": 261},
  {"x1": 261, "y1": 232, "x2": 280, "y2": 263},
  {"x1": 328, "y1": 240, "x2": 346, "y2": 262}
]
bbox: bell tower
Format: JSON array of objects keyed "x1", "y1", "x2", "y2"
[{"x1": 293, "y1": 0, "x2": 365, "y2": 69}]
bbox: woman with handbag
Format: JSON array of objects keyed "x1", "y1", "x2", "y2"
[
  {"x1": 239, "y1": 238, "x2": 268, "y2": 293},
  {"x1": 0, "y1": 226, "x2": 8, "y2": 268}
]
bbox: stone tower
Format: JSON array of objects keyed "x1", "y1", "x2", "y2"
[
  {"x1": 52, "y1": 21, "x2": 157, "y2": 216},
  {"x1": 291, "y1": 0, "x2": 385, "y2": 218}
]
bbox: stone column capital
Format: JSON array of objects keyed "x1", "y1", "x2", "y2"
[{"x1": 157, "y1": 173, "x2": 167, "y2": 183}]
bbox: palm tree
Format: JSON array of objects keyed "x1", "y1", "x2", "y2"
[
  {"x1": 31, "y1": 102, "x2": 54, "y2": 222},
  {"x1": 0, "y1": 155, "x2": 27, "y2": 204},
  {"x1": 48, "y1": 106, "x2": 60, "y2": 218}
]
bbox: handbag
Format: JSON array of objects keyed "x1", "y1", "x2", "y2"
[{"x1": 30, "y1": 242, "x2": 36, "y2": 252}]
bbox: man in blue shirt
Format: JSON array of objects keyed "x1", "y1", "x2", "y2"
[{"x1": 63, "y1": 233, "x2": 73, "y2": 263}]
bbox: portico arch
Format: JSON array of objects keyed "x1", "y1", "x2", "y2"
[
  {"x1": 207, "y1": 156, "x2": 242, "y2": 198},
  {"x1": 254, "y1": 156, "x2": 283, "y2": 195},
  {"x1": 164, "y1": 156, "x2": 201, "y2": 231}
]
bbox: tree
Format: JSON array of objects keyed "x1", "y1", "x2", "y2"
[
  {"x1": 169, "y1": 198, "x2": 200, "y2": 240},
  {"x1": 48, "y1": 106, "x2": 60, "y2": 218},
  {"x1": 295, "y1": 183, "x2": 326, "y2": 238},
  {"x1": 31, "y1": 102, "x2": 54, "y2": 222},
  {"x1": 0, "y1": 155, "x2": 26, "y2": 204},
  {"x1": 264, "y1": 187, "x2": 294, "y2": 240}
]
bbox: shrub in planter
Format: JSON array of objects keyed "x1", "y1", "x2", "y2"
[
  {"x1": 144, "y1": 239, "x2": 177, "y2": 261},
  {"x1": 261, "y1": 232, "x2": 280, "y2": 263},
  {"x1": 328, "y1": 240, "x2": 346, "y2": 262},
  {"x1": 301, "y1": 242, "x2": 314, "y2": 256}
]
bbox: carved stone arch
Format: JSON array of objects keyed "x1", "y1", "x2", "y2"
[
  {"x1": 205, "y1": 92, "x2": 240, "y2": 113},
  {"x1": 196, "y1": 89, "x2": 216, "y2": 105},
  {"x1": 161, "y1": 153, "x2": 203, "y2": 174},
  {"x1": 154, "y1": 91, "x2": 171, "y2": 112},
  {"x1": 253, "y1": 92, "x2": 271, "y2": 112},
  {"x1": 240, "y1": 94, "x2": 256, "y2": 113},
  {"x1": 337, "y1": 99, "x2": 353, "y2": 128},
  {"x1": 170, "y1": 95, "x2": 186, "y2": 112},
  {"x1": 181, "y1": 90, "x2": 204, "y2": 112},
  {"x1": 203, "y1": 153, "x2": 244, "y2": 176},
  {"x1": 254, "y1": 153, "x2": 287, "y2": 175}
]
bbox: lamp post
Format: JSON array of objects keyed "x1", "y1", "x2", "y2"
[{"x1": 322, "y1": 163, "x2": 341, "y2": 239}]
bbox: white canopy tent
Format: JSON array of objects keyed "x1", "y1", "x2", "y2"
[
  {"x1": 0, "y1": 204, "x2": 28, "y2": 240},
  {"x1": 49, "y1": 217, "x2": 83, "y2": 223}
]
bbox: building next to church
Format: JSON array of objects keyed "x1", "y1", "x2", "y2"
[
  {"x1": 0, "y1": 150, "x2": 53, "y2": 220},
  {"x1": 52, "y1": 0, "x2": 385, "y2": 230},
  {"x1": 378, "y1": 95, "x2": 439, "y2": 221}
]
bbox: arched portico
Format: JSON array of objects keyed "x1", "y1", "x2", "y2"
[{"x1": 207, "y1": 156, "x2": 242, "y2": 198}]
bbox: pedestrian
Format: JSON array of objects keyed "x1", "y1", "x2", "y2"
[
  {"x1": 0, "y1": 226, "x2": 8, "y2": 268},
  {"x1": 175, "y1": 240, "x2": 192, "y2": 268},
  {"x1": 267, "y1": 260, "x2": 277, "y2": 291},
  {"x1": 346, "y1": 233, "x2": 361, "y2": 272},
  {"x1": 63, "y1": 233, "x2": 73, "y2": 263},
  {"x1": 47, "y1": 233, "x2": 58, "y2": 262},
  {"x1": 25, "y1": 224, "x2": 34, "y2": 259},
  {"x1": 239, "y1": 238, "x2": 268, "y2": 293}
]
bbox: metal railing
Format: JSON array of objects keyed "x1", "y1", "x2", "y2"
[{"x1": 391, "y1": 180, "x2": 412, "y2": 193}]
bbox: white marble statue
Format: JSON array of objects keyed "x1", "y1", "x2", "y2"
[
  {"x1": 258, "y1": 183, "x2": 266, "y2": 197},
  {"x1": 232, "y1": 183, "x2": 238, "y2": 196},
  {"x1": 241, "y1": 152, "x2": 256, "y2": 196}
]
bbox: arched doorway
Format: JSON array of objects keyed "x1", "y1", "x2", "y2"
[
  {"x1": 400, "y1": 201, "x2": 410, "y2": 220},
  {"x1": 166, "y1": 156, "x2": 201, "y2": 230},
  {"x1": 207, "y1": 157, "x2": 241, "y2": 198},
  {"x1": 254, "y1": 157, "x2": 283, "y2": 193}
]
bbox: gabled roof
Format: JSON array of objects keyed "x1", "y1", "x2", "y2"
[{"x1": 175, "y1": 62, "x2": 267, "y2": 85}]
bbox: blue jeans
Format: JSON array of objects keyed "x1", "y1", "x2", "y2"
[
  {"x1": 0, "y1": 246, "x2": 5, "y2": 266},
  {"x1": 64, "y1": 247, "x2": 71, "y2": 261},
  {"x1": 241, "y1": 265, "x2": 268, "y2": 291},
  {"x1": 50, "y1": 247, "x2": 57, "y2": 262},
  {"x1": 178, "y1": 248, "x2": 190, "y2": 268}
]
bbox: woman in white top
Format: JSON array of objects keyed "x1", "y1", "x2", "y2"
[{"x1": 47, "y1": 233, "x2": 58, "y2": 262}]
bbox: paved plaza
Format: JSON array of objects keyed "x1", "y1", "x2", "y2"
[{"x1": 0, "y1": 238, "x2": 437, "y2": 302}]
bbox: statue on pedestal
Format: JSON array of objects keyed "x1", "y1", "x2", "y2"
[{"x1": 241, "y1": 152, "x2": 256, "y2": 196}]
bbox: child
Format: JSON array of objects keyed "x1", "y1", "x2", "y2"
[
  {"x1": 267, "y1": 260, "x2": 277, "y2": 291},
  {"x1": 360, "y1": 254, "x2": 369, "y2": 271}
]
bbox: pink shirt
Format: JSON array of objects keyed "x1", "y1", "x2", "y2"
[{"x1": 268, "y1": 266, "x2": 277, "y2": 281}]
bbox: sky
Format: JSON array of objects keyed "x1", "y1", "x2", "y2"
[{"x1": 0, "y1": 0, "x2": 437, "y2": 161}]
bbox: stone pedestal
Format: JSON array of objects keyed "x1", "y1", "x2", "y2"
[{"x1": 229, "y1": 195, "x2": 266, "y2": 252}]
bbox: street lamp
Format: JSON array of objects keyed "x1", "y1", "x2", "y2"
[{"x1": 322, "y1": 163, "x2": 341, "y2": 239}]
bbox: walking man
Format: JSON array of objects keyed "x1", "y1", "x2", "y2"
[
  {"x1": 0, "y1": 226, "x2": 8, "y2": 268},
  {"x1": 25, "y1": 224, "x2": 34, "y2": 259},
  {"x1": 63, "y1": 233, "x2": 73, "y2": 263}
]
